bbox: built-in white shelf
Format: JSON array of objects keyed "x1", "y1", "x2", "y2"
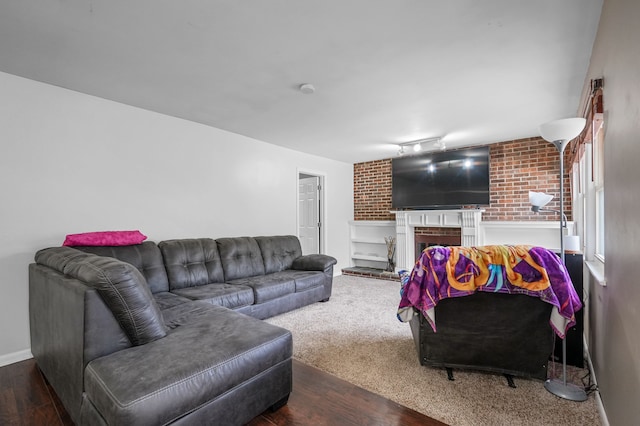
[
  {"x1": 349, "y1": 220, "x2": 396, "y2": 270},
  {"x1": 352, "y1": 254, "x2": 388, "y2": 262},
  {"x1": 351, "y1": 237, "x2": 385, "y2": 244}
]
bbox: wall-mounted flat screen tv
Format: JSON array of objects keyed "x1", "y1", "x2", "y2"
[{"x1": 392, "y1": 146, "x2": 490, "y2": 209}]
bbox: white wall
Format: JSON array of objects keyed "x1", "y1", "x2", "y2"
[{"x1": 0, "y1": 71, "x2": 353, "y2": 364}]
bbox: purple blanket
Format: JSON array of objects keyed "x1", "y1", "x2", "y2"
[{"x1": 397, "y1": 245, "x2": 582, "y2": 338}]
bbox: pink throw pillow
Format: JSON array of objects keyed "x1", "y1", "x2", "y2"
[{"x1": 63, "y1": 230, "x2": 148, "y2": 247}]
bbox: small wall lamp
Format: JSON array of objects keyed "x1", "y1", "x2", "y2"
[{"x1": 529, "y1": 191, "x2": 567, "y2": 227}]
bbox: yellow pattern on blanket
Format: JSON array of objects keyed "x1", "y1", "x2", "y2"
[{"x1": 445, "y1": 245, "x2": 551, "y2": 292}]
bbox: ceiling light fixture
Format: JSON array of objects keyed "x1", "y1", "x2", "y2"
[{"x1": 397, "y1": 137, "x2": 444, "y2": 156}]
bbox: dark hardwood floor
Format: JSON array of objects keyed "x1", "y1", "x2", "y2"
[{"x1": 0, "y1": 358, "x2": 445, "y2": 426}]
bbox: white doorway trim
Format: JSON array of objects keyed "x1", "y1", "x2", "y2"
[{"x1": 296, "y1": 168, "x2": 326, "y2": 254}]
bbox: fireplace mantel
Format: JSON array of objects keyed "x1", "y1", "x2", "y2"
[{"x1": 391, "y1": 209, "x2": 484, "y2": 270}]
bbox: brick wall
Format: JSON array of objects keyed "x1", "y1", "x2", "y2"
[
  {"x1": 353, "y1": 159, "x2": 394, "y2": 221},
  {"x1": 353, "y1": 136, "x2": 573, "y2": 222}
]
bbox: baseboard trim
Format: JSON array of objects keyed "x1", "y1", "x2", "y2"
[
  {"x1": 0, "y1": 349, "x2": 33, "y2": 368},
  {"x1": 584, "y1": 335, "x2": 609, "y2": 426}
]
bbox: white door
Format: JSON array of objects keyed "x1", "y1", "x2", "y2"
[{"x1": 298, "y1": 176, "x2": 320, "y2": 255}]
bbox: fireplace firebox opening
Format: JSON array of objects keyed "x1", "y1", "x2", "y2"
[{"x1": 415, "y1": 227, "x2": 462, "y2": 255}]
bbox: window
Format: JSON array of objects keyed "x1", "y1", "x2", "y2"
[{"x1": 571, "y1": 79, "x2": 604, "y2": 266}]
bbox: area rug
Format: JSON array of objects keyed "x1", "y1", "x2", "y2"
[{"x1": 265, "y1": 275, "x2": 601, "y2": 426}]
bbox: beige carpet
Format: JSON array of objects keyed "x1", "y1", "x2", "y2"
[{"x1": 265, "y1": 274, "x2": 602, "y2": 426}]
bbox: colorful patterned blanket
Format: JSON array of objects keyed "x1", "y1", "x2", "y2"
[{"x1": 397, "y1": 245, "x2": 582, "y2": 338}]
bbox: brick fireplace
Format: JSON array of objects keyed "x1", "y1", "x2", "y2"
[{"x1": 393, "y1": 209, "x2": 483, "y2": 270}]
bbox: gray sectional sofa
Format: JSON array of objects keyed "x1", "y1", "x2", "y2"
[{"x1": 29, "y1": 235, "x2": 336, "y2": 425}]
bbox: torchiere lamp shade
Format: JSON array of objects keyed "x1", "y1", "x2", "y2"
[{"x1": 539, "y1": 118, "x2": 586, "y2": 143}]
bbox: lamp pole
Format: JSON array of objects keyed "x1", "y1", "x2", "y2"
[{"x1": 553, "y1": 139, "x2": 568, "y2": 265}]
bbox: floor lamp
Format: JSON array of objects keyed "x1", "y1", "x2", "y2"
[{"x1": 538, "y1": 117, "x2": 587, "y2": 402}]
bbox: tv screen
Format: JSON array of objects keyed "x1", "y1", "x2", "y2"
[{"x1": 392, "y1": 146, "x2": 490, "y2": 209}]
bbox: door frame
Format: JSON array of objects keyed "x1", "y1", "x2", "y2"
[{"x1": 296, "y1": 168, "x2": 326, "y2": 254}]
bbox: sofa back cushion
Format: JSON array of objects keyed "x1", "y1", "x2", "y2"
[
  {"x1": 75, "y1": 242, "x2": 169, "y2": 293},
  {"x1": 216, "y1": 237, "x2": 265, "y2": 281},
  {"x1": 158, "y1": 238, "x2": 225, "y2": 290},
  {"x1": 35, "y1": 247, "x2": 167, "y2": 346},
  {"x1": 255, "y1": 235, "x2": 303, "y2": 274}
]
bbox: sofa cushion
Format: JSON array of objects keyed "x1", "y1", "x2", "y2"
[
  {"x1": 228, "y1": 275, "x2": 296, "y2": 304},
  {"x1": 217, "y1": 237, "x2": 265, "y2": 281},
  {"x1": 255, "y1": 235, "x2": 303, "y2": 274},
  {"x1": 75, "y1": 241, "x2": 170, "y2": 293},
  {"x1": 159, "y1": 238, "x2": 225, "y2": 290},
  {"x1": 171, "y1": 283, "x2": 255, "y2": 309},
  {"x1": 83, "y1": 304, "x2": 292, "y2": 426},
  {"x1": 35, "y1": 247, "x2": 167, "y2": 346},
  {"x1": 268, "y1": 270, "x2": 326, "y2": 292}
]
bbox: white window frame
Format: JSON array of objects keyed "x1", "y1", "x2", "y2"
[{"x1": 593, "y1": 121, "x2": 605, "y2": 261}]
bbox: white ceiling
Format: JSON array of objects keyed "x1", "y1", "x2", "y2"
[{"x1": 0, "y1": 1, "x2": 602, "y2": 164}]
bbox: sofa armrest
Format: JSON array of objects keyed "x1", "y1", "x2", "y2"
[
  {"x1": 29, "y1": 263, "x2": 132, "y2": 423},
  {"x1": 291, "y1": 254, "x2": 337, "y2": 271},
  {"x1": 35, "y1": 247, "x2": 167, "y2": 346}
]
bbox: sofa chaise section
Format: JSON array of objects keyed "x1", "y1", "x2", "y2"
[{"x1": 81, "y1": 303, "x2": 292, "y2": 425}]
